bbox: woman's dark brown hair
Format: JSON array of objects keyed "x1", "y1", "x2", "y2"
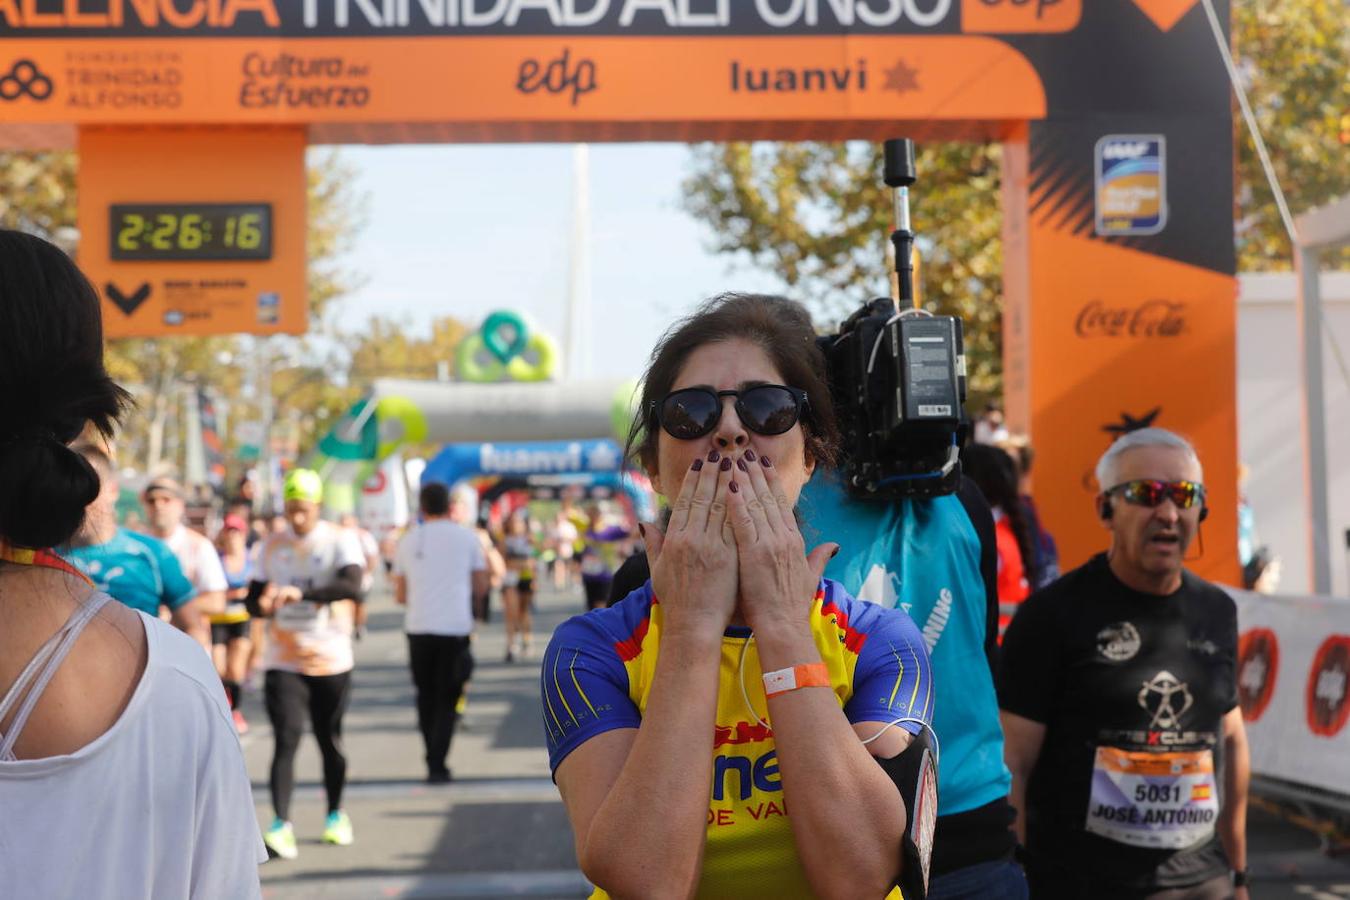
[
  {"x1": 0, "y1": 230, "x2": 130, "y2": 549},
  {"x1": 626, "y1": 293, "x2": 838, "y2": 475}
]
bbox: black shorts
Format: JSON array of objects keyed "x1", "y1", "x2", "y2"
[{"x1": 211, "y1": 621, "x2": 251, "y2": 645}]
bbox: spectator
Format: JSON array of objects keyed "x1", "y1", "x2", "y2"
[
  {"x1": 67, "y1": 446, "x2": 211, "y2": 651},
  {"x1": 544, "y1": 294, "x2": 932, "y2": 897},
  {"x1": 998, "y1": 435, "x2": 1060, "y2": 590},
  {"x1": 0, "y1": 228, "x2": 263, "y2": 896},
  {"x1": 961, "y1": 443, "x2": 1033, "y2": 640}
]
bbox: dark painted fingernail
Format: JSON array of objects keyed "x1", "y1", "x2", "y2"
[
  {"x1": 720, "y1": 457, "x2": 732, "y2": 471},
  {"x1": 760, "y1": 455, "x2": 772, "y2": 468},
  {"x1": 830, "y1": 545, "x2": 840, "y2": 559},
  {"x1": 707, "y1": 449, "x2": 720, "y2": 462},
  {"x1": 638, "y1": 523, "x2": 647, "y2": 540},
  {"x1": 744, "y1": 449, "x2": 756, "y2": 462},
  {"x1": 729, "y1": 481, "x2": 740, "y2": 493},
  {"x1": 692, "y1": 458, "x2": 703, "y2": 471},
  {"x1": 736, "y1": 458, "x2": 748, "y2": 472}
]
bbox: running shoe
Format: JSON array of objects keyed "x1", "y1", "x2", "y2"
[
  {"x1": 322, "y1": 810, "x2": 354, "y2": 846},
  {"x1": 263, "y1": 818, "x2": 298, "y2": 860},
  {"x1": 232, "y1": 709, "x2": 249, "y2": 735}
]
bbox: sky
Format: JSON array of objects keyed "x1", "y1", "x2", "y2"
[{"x1": 324, "y1": 143, "x2": 786, "y2": 383}]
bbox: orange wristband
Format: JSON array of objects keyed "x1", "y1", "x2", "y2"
[{"x1": 762, "y1": 663, "x2": 831, "y2": 698}]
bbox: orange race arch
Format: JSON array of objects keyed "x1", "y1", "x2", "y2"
[{"x1": 0, "y1": 0, "x2": 1239, "y2": 583}]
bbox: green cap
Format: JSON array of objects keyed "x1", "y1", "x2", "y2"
[{"x1": 282, "y1": 468, "x2": 324, "y2": 504}]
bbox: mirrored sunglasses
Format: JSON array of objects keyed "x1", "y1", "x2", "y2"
[
  {"x1": 652, "y1": 384, "x2": 808, "y2": 440},
  {"x1": 1109, "y1": 479, "x2": 1206, "y2": 510}
]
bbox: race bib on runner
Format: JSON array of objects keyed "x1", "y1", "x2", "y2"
[
  {"x1": 1085, "y1": 747, "x2": 1219, "y2": 850},
  {"x1": 274, "y1": 600, "x2": 323, "y2": 634}
]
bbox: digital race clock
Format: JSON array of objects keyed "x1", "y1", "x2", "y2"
[{"x1": 109, "y1": 203, "x2": 273, "y2": 261}]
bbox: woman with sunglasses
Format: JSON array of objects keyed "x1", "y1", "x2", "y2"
[{"x1": 541, "y1": 294, "x2": 933, "y2": 899}]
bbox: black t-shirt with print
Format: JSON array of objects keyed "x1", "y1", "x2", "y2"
[{"x1": 998, "y1": 553, "x2": 1238, "y2": 890}]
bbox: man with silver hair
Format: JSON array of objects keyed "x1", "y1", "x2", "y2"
[{"x1": 998, "y1": 428, "x2": 1250, "y2": 899}]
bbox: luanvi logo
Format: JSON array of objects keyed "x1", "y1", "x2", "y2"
[
  {"x1": 0, "y1": 59, "x2": 53, "y2": 102},
  {"x1": 516, "y1": 48, "x2": 596, "y2": 106},
  {"x1": 731, "y1": 59, "x2": 867, "y2": 94},
  {"x1": 1075, "y1": 300, "x2": 1186, "y2": 338},
  {"x1": 106, "y1": 282, "x2": 152, "y2": 317}
]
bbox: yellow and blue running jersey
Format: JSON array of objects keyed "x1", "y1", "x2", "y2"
[{"x1": 542, "y1": 577, "x2": 933, "y2": 899}]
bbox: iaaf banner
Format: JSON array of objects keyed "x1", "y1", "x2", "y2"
[{"x1": 1230, "y1": 589, "x2": 1350, "y2": 798}]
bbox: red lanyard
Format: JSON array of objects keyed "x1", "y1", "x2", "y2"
[{"x1": 0, "y1": 543, "x2": 93, "y2": 586}]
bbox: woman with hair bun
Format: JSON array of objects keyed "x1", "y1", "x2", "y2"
[{"x1": 0, "y1": 230, "x2": 265, "y2": 897}]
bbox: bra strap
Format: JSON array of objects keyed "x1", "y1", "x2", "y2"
[{"x1": 0, "y1": 593, "x2": 113, "y2": 761}]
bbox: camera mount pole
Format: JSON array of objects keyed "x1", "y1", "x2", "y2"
[{"x1": 884, "y1": 139, "x2": 918, "y2": 310}]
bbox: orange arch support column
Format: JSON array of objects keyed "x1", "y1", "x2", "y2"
[{"x1": 1002, "y1": 120, "x2": 1240, "y2": 587}]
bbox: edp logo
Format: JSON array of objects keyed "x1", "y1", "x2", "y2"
[{"x1": 516, "y1": 48, "x2": 597, "y2": 107}]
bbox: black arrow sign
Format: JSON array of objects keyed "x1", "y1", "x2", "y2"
[{"x1": 105, "y1": 281, "x2": 151, "y2": 317}]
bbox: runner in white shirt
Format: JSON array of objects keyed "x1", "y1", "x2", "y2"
[
  {"x1": 392, "y1": 483, "x2": 488, "y2": 783},
  {"x1": 247, "y1": 469, "x2": 367, "y2": 860},
  {"x1": 141, "y1": 476, "x2": 228, "y2": 618}
]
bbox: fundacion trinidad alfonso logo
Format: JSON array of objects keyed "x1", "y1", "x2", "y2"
[{"x1": 0, "y1": 59, "x2": 53, "y2": 102}]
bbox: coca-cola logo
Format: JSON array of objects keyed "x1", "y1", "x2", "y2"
[
  {"x1": 1075, "y1": 300, "x2": 1186, "y2": 338},
  {"x1": 1306, "y1": 635, "x2": 1350, "y2": 738},
  {"x1": 1237, "y1": 628, "x2": 1279, "y2": 723}
]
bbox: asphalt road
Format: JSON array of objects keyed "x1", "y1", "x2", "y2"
[{"x1": 239, "y1": 578, "x2": 1350, "y2": 899}]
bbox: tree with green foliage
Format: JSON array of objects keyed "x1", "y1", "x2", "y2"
[
  {"x1": 0, "y1": 147, "x2": 368, "y2": 475},
  {"x1": 1233, "y1": 0, "x2": 1350, "y2": 269},
  {"x1": 683, "y1": 141, "x2": 1005, "y2": 405},
  {"x1": 681, "y1": 0, "x2": 1349, "y2": 404}
]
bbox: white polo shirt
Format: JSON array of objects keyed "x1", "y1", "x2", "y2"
[{"x1": 394, "y1": 520, "x2": 486, "y2": 636}]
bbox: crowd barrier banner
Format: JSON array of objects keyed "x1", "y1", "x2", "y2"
[{"x1": 1231, "y1": 589, "x2": 1350, "y2": 796}]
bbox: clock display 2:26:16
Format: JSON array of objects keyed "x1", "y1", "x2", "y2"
[{"x1": 109, "y1": 203, "x2": 273, "y2": 261}]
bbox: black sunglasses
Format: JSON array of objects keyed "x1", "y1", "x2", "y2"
[{"x1": 651, "y1": 384, "x2": 809, "y2": 440}]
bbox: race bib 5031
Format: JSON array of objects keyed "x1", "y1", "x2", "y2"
[{"x1": 1085, "y1": 747, "x2": 1218, "y2": 850}]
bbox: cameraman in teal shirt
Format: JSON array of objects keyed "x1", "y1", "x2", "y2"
[{"x1": 801, "y1": 468, "x2": 1026, "y2": 899}]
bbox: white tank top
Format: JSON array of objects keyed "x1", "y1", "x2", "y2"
[{"x1": 0, "y1": 595, "x2": 266, "y2": 897}]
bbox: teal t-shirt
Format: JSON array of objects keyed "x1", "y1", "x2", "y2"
[
  {"x1": 800, "y1": 469, "x2": 1012, "y2": 816},
  {"x1": 67, "y1": 528, "x2": 195, "y2": 616}
]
